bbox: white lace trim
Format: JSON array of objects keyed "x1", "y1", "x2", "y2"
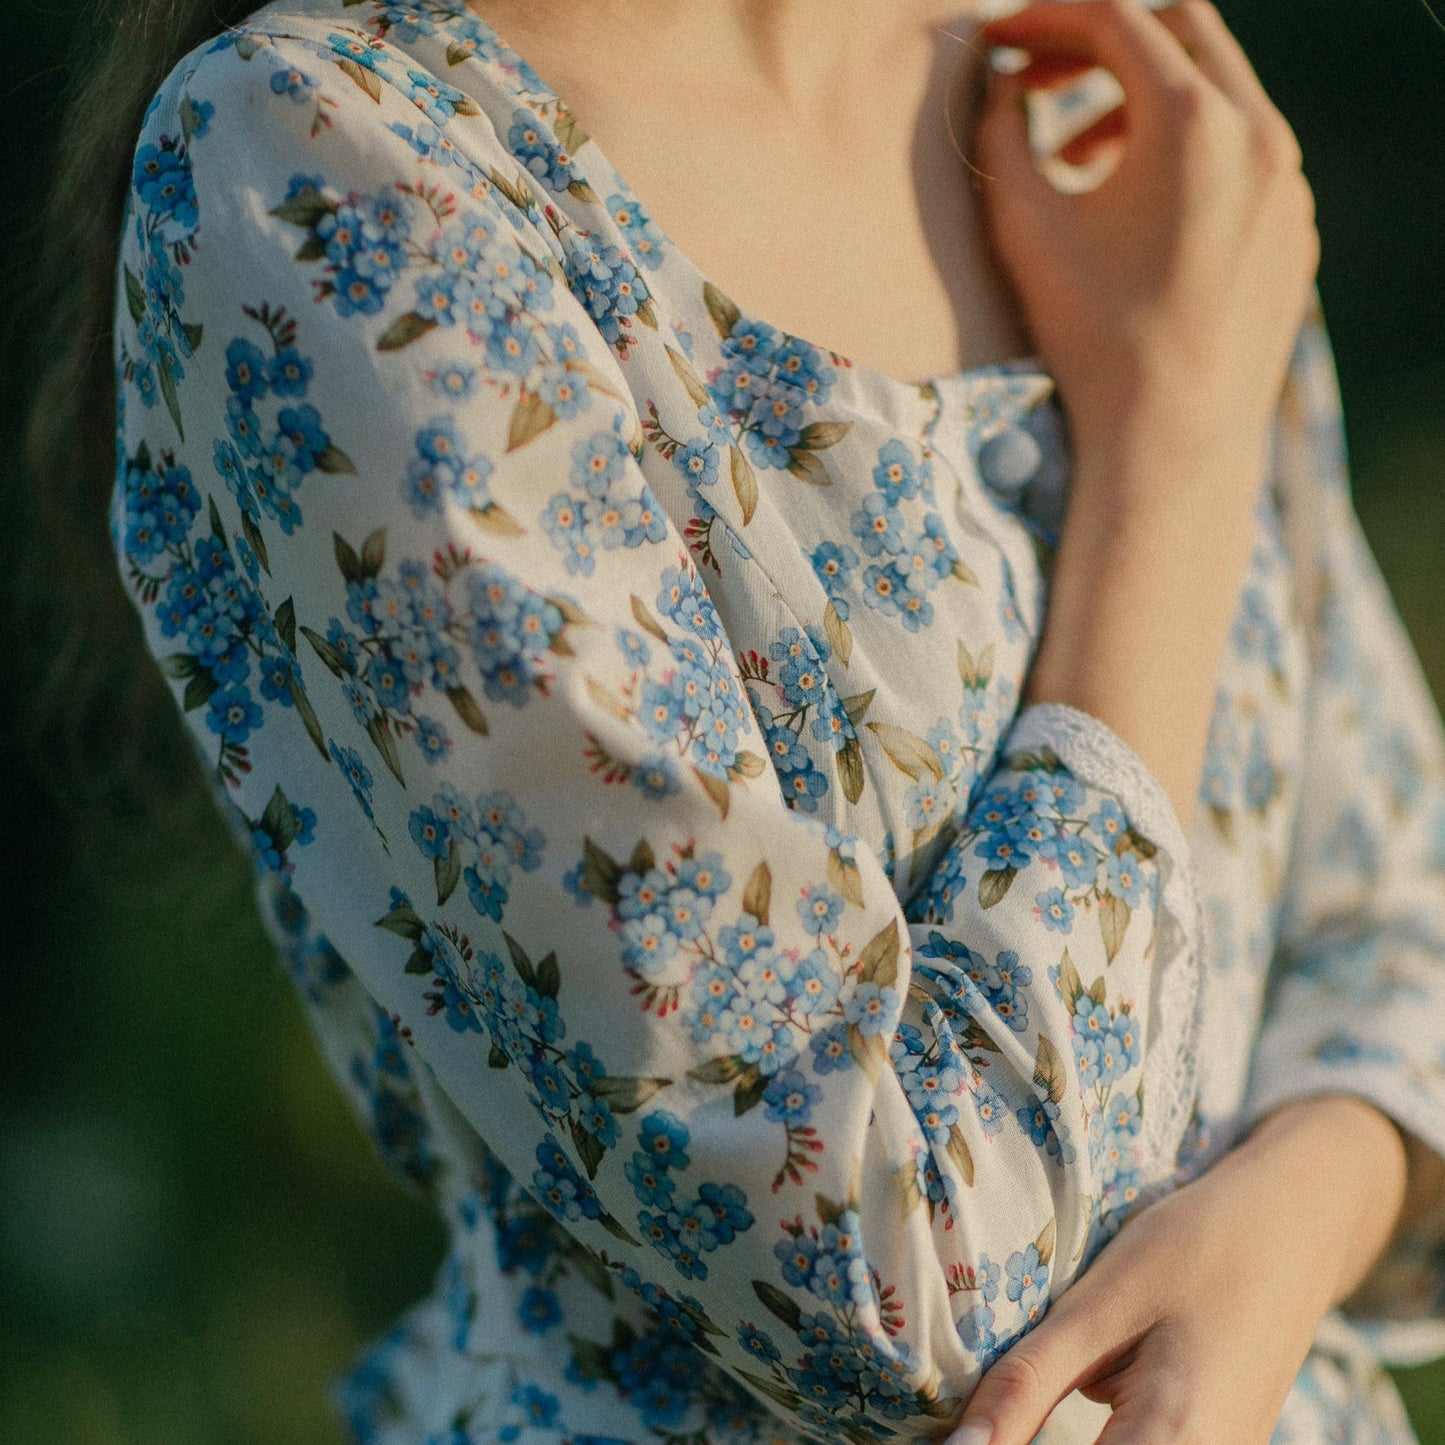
[{"x1": 1006, "y1": 702, "x2": 1204, "y2": 1190}]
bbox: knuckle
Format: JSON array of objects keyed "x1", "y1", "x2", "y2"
[
  {"x1": 1182, "y1": 0, "x2": 1227, "y2": 35},
  {"x1": 1160, "y1": 74, "x2": 1209, "y2": 124},
  {"x1": 1097, "y1": 0, "x2": 1138, "y2": 31},
  {"x1": 1296, "y1": 173, "x2": 1319, "y2": 222},
  {"x1": 984, "y1": 1348, "x2": 1050, "y2": 1411},
  {"x1": 1250, "y1": 115, "x2": 1302, "y2": 175},
  {"x1": 1262, "y1": 113, "x2": 1304, "y2": 167}
]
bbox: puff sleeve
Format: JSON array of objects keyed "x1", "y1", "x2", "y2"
[
  {"x1": 111, "y1": 23, "x2": 1204, "y2": 1438},
  {"x1": 1239, "y1": 319, "x2": 1445, "y2": 1365}
]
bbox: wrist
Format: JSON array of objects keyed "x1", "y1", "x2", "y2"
[
  {"x1": 1240, "y1": 1096, "x2": 1409, "y2": 1308},
  {"x1": 1069, "y1": 437, "x2": 1269, "y2": 524},
  {"x1": 1065, "y1": 372, "x2": 1277, "y2": 502},
  {"x1": 1025, "y1": 504, "x2": 1257, "y2": 822}
]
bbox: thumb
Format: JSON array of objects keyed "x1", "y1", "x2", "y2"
[
  {"x1": 939, "y1": 1316, "x2": 1087, "y2": 1445},
  {"x1": 939, "y1": 1283, "x2": 1146, "y2": 1445}
]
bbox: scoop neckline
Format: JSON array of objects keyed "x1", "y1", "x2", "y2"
[{"x1": 453, "y1": 1, "x2": 1052, "y2": 406}]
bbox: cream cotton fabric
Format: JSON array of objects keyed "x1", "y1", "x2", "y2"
[{"x1": 111, "y1": 4, "x2": 1445, "y2": 1441}]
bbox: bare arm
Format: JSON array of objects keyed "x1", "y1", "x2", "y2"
[
  {"x1": 936, "y1": 4, "x2": 1421, "y2": 1441},
  {"x1": 976, "y1": 0, "x2": 1319, "y2": 827}
]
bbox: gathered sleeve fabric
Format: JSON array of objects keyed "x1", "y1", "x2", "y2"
[
  {"x1": 1240, "y1": 318, "x2": 1445, "y2": 1365},
  {"x1": 111, "y1": 24, "x2": 1204, "y2": 1438}
]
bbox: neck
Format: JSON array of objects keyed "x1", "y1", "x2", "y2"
[{"x1": 476, "y1": 0, "x2": 988, "y2": 123}]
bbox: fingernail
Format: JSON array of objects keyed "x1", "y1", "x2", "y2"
[
  {"x1": 945, "y1": 1424, "x2": 993, "y2": 1445},
  {"x1": 989, "y1": 44, "x2": 1030, "y2": 73}
]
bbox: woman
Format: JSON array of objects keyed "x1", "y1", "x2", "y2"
[{"x1": 44, "y1": 0, "x2": 1445, "y2": 1438}]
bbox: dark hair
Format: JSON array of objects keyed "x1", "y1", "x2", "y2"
[{"x1": 16, "y1": 0, "x2": 258, "y2": 871}]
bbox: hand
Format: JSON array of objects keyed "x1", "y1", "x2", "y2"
[
  {"x1": 974, "y1": 0, "x2": 1320, "y2": 508},
  {"x1": 940, "y1": 1095, "x2": 1409, "y2": 1444}
]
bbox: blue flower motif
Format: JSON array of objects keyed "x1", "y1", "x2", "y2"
[
  {"x1": 505, "y1": 1382, "x2": 560, "y2": 1436},
  {"x1": 1036, "y1": 887, "x2": 1076, "y2": 934},
  {"x1": 606, "y1": 192, "x2": 666, "y2": 269},
  {"x1": 326, "y1": 32, "x2": 383, "y2": 70},
  {"x1": 408, "y1": 805, "x2": 450, "y2": 860},
  {"x1": 1243, "y1": 722, "x2": 1279, "y2": 811},
  {"x1": 737, "y1": 1322, "x2": 781, "y2": 1365},
  {"x1": 207, "y1": 683, "x2": 262, "y2": 744},
  {"x1": 1104, "y1": 1091, "x2": 1142, "y2": 1140},
  {"x1": 574, "y1": 1091, "x2": 620, "y2": 1148},
  {"x1": 763, "y1": 1069, "x2": 820, "y2": 1125},
  {"x1": 1005, "y1": 1244, "x2": 1049, "y2": 1319},
  {"x1": 1105, "y1": 849, "x2": 1147, "y2": 906},
  {"x1": 673, "y1": 438, "x2": 719, "y2": 489},
  {"x1": 811, "y1": 539, "x2": 858, "y2": 607},
  {"x1": 532, "y1": 1135, "x2": 600, "y2": 1223},
  {"x1": 844, "y1": 982, "x2": 899, "y2": 1037},
  {"x1": 972, "y1": 1081, "x2": 1008, "y2": 1136},
  {"x1": 810, "y1": 1021, "x2": 853, "y2": 1074},
  {"x1": 1056, "y1": 835, "x2": 1100, "y2": 888},
  {"x1": 567, "y1": 238, "x2": 648, "y2": 344},
  {"x1": 796, "y1": 884, "x2": 843, "y2": 935},
  {"x1": 632, "y1": 752, "x2": 681, "y2": 800},
  {"x1": 517, "y1": 1285, "x2": 561, "y2": 1335},
  {"x1": 620, "y1": 912, "x2": 681, "y2": 977},
  {"x1": 265, "y1": 346, "x2": 313, "y2": 397},
  {"x1": 852, "y1": 492, "x2": 907, "y2": 558},
  {"x1": 636, "y1": 1111, "x2": 691, "y2": 1171},
  {"x1": 673, "y1": 851, "x2": 731, "y2": 900},
  {"x1": 327, "y1": 740, "x2": 375, "y2": 820},
  {"x1": 224, "y1": 338, "x2": 269, "y2": 402},
  {"x1": 657, "y1": 565, "x2": 723, "y2": 641},
  {"x1": 697, "y1": 1180, "x2": 752, "y2": 1243},
  {"x1": 414, "y1": 715, "x2": 450, "y2": 764},
  {"x1": 960, "y1": 1302, "x2": 998, "y2": 1359},
  {"x1": 788, "y1": 952, "x2": 840, "y2": 1018},
  {"x1": 1017, "y1": 1095, "x2": 1062, "y2": 1149},
  {"x1": 274, "y1": 404, "x2": 328, "y2": 473},
  {"x1": 718, "y1": 918, "x2": 774, "y2": 966},
  {"x1": 269, "y1": 64, "x2": 317, "y2": 102},
  {"x1": 624, "y1": 1151, "x2": 676, "y2": 1209},
  {"x1": 404, "y1": 67, "x2": 469, "y2": 123},
  {"x1": 132, "y1": 141, "x2": 197, "y2": 228},
  {"x1": 1108, "y1": 1014, "x2": 1141, "y2": 1072},
  {"x1": 485, "y1": 315, "x2": 542, "y2": 375},
  {"x1": 906, "y1": 775, "x2": 953, "y2": 831},
  {"x1": 872, "y1": 439, "x2": 924, "y2": 502},
  {"x1": 1088, "y1": 797, "x2": 1129, "y2": 845},
  {"x1": 616, "y1": 867, "x2": 669, "y2": 922}
]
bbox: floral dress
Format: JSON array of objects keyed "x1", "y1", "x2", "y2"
[{"x1": 111, "y1": 2, "x2": 1445, "y2": 1441}]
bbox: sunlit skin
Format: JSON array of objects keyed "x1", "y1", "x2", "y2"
[{"x1": 469, "y1": 1, "x2": 1440, "y2": 1439}]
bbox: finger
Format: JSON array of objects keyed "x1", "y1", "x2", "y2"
[
  {"x1": 941, "y1": 1308, "x2": 1136, "y2": 1445},
  {"x1": 1015, "y1": 53, "x2": 1100, "y2": 91},
  {"x1": 942, "y1": 1339, "x2": 1072, "y2": 1445},
  {"x1": 974, "y1": 69, "x2": 1062, "y2": 209},
  {"x1": 981, "y1": 0, "x2": 1201, "y2": 117},
  {"x1": 1088, "y1": 1385, "x2": 1191, "y2": 1444},
  {"x1": 1149, "y1": 0, "x2": 1274, "y2": 119}
]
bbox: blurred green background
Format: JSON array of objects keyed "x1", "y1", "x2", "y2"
[{"x1": 1, "y1": 1, "x2": 1442, "y2": 1442}]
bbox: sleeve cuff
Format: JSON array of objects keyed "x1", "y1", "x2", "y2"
[
  {"x1": 1003, "y1": 700, "x2": 1206, "y2": 1193},
  {"x1": 1004, "y1": 701, "x2": 1193, "y2": 866}
]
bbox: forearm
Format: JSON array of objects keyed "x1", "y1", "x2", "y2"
[{"x1": 1024, "y1": 457, "x2": 1261, "y2": 825}]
